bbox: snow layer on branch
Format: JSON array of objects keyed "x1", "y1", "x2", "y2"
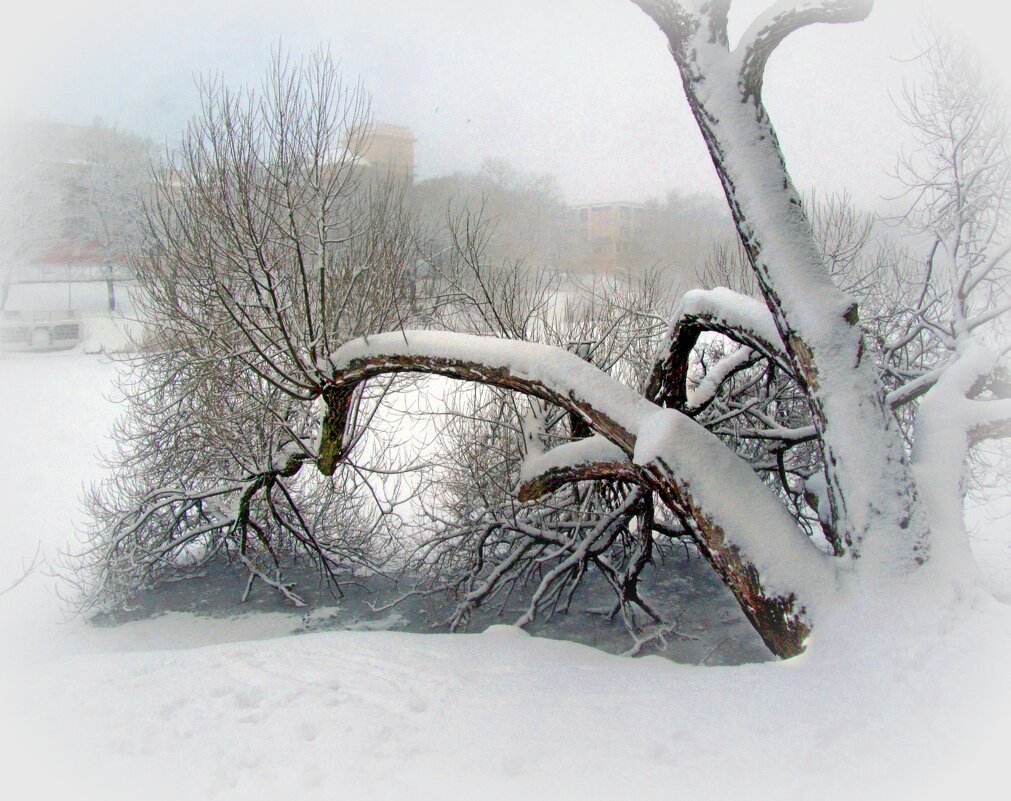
[
  {"x1": 518, "y1": 435, "x2": 628, "y2": 485},
  {"x1": 733, "y1": 0, "x2": 873, "y2": 59},
  {"x1": 682, "y1": 287, "x2": 784, "y2": 348},
  {"x1": 704, "y1": 33, "x2": 854, "y2": 329},
  {"x1": 329, "y1": 330, "x2": 658, "y2": 442},
  {"x1": 651, "y1": 287, "x2": 785, "y2": 375},
  {"x1": 634, "y1": 408, "x2": 833, "y2": 608},
  {"x1": 687, "y1": 345, "x2": 755, "y2": 410},
  {"x1": 691, "y1": 33, "x2": 928, "y2": 570}
]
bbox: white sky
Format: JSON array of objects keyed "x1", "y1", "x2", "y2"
[{"x1": 1, "y1": 0, "x2": 1009, "y2": 208}]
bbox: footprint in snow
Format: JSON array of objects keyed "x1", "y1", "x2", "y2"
[
  {"x1": 233, "y1": 689, "x2": 262, "y2": 709},
  {"x1": 299, "y1": 720, "x2": 320, "y2": 742}
]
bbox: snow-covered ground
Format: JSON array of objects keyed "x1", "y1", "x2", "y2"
[{"x1": 1, "y1": 351, "x2": 1009, "y2": 800}]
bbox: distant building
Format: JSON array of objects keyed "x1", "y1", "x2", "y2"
[
  {"x1": 574, "y1": 201, "x2": 652, "y2": 273},
  {"x1": 1, "y1": 119, "x2": 148, "y2": 324},
  {"x1": 356, "y1": 123, "x2": 416, "y2": 184}
]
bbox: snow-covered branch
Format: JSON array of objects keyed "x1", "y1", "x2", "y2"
[
  {"x1": 646, "y1": 287, "x2": 788, "y2": 409},
  {"x1": 320, "y1": 327, "x2": 832, "y2": 656},
  {"x1": 634, "y1": 0, "x2": 929, "y2": 570},
  {"x1": 735, "y1": 1, "x2": 874, "y2": 102},
  {"x1": 324, "y1": 330, "x2": 656, "y2": 459},
  {"x1": 516, "y1": 436, "x2": 633, "y2": 502},
  {"x1": 967, "y1": 402, "x2": 1011, "y2": 445},
  {"x1": 686, "y1": 346, "x2": 760, "y2": 413},
  {"x1": 635, "y1": 409, "x2": 833, "y2": 655},
  {"x1": 628, "y1": 1, "x2": 705, "y2": 51}
]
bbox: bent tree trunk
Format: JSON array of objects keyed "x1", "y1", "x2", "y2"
[
  {"x1": 312, "y1": 2, "x2": 935, "y2": 656},
  {"x1": 318, "y1": 331, "x2": 834, "y2": 657},
  {"x1": 631, "y1": 0, "x2": 928, "y2": 575}
]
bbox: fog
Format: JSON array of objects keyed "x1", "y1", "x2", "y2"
[{"x1": 2, "y1": 0, "x2": 1008, "y2": 208}]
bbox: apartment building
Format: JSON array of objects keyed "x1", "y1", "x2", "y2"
[
  {"x1": 357, "y1": 123, "x2": 416, "y2": 184},
  {"x1": 574, "y1": 201, "x2": 651, "y2": 273}
]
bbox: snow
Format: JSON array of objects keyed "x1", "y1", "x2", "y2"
[
  {"x1": 686, "y1": 343, "x2": 755, "y2": 411},
  {"x1": 679, "y1": 286, "x2": 785, "y2": 351},
  {"x1": 650, "y1": 288, "x2": 786, "y2": 397},
  {"x1": 4, "y1": 281, "x2": 143, "y2": 352},
  {"x1": 912, "y1": 337, "x2": 1006, "y2": 586},
  {"x1": 518, "y1": 434, "x2": 627, "y2": 485},
  {"x1": 2, "y1": 352, "x2": 1010, "y2": 801},
  {"x1": 676, "y1": 18, "x2": 931, "y2": 575}
]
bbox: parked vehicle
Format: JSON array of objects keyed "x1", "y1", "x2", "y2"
[{"x1": 1, "y1": 310, "x2": 83, "y2": 352}]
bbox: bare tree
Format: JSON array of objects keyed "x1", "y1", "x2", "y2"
[
  {"x1": 409, "y1": 159, "x2": 589, "y2": 278},
  {"x1": 895, "y1": 31, "x2": 1011, "y2": 576},
  {"x1": 0, "y1": 125, "x2": 61, "y2": 310},
  {"x1": 74, "y1": 50, "x2": 421, "y2": 610},
  {"x1": 637, "y1": 189, "x2": 737, "y2": 284},
  {"x1": 69, "y1": 124, "x2": 151, "y2": 311}
]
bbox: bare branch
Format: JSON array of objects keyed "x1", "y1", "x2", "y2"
[{"x1": 0, "y1": 544, "x2": 43, "y2": 596}]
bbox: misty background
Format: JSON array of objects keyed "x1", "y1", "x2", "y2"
[{"x1": 2, "y1": 0, "x2": 1008, "y2": 213}]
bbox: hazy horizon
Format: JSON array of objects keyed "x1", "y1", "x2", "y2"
[{"x1": 2, "y1": 0, "x2": 1009, "y2": 210}]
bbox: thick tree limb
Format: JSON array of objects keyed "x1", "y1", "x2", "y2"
[
  {"x1": 322, "y1": 331, "x2": 656, "y2": 459},
  {"x1": 629, "y1": 0, "x2": 699, "y2": 51},
  {"x1": 967, "y1": 400, "x2": 1011, "y2": 446},
  {"x1": 631, "y1": 1, "x2": 732, "y2": 49},
  {"x1": 516, "y1": 436, "x2": 635, "y2": 502},
  {"x1": 736, "y1": 1, "x2": 874, "y2": 102},
  {"x1": 515, "y1": 459, "x2": 638, "y2": 503},
  {"x1": 635, "y1": 409, "x2": 833, "y2": 656},
  {"x1": 319, "y1": 330, "x2": 832, "y2": 657},
  {"x1": 516, "y1": 412, "x2": 833, "y2": 658},
  {"x1": 634, "y1": 0, "x2": 928, "y2": 569},
  {"x1": 887, "y1": 366, "x2": 947, "y2": 411}
]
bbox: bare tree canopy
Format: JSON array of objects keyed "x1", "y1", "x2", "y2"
[
  {"x1": 76, "y1": 50, "x2": 421, "y2": 609},
  {"x1": 0, "y1": 120, "x2": 150, "y2": 311}
]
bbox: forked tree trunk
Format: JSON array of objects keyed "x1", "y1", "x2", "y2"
[{"x1": 632, "y1": 0, "x2": 928, "y2": 576}]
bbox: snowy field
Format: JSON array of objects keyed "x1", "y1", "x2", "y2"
[{"x1": 1, "y1": 351, "x2": 1010, "y2": 800}]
